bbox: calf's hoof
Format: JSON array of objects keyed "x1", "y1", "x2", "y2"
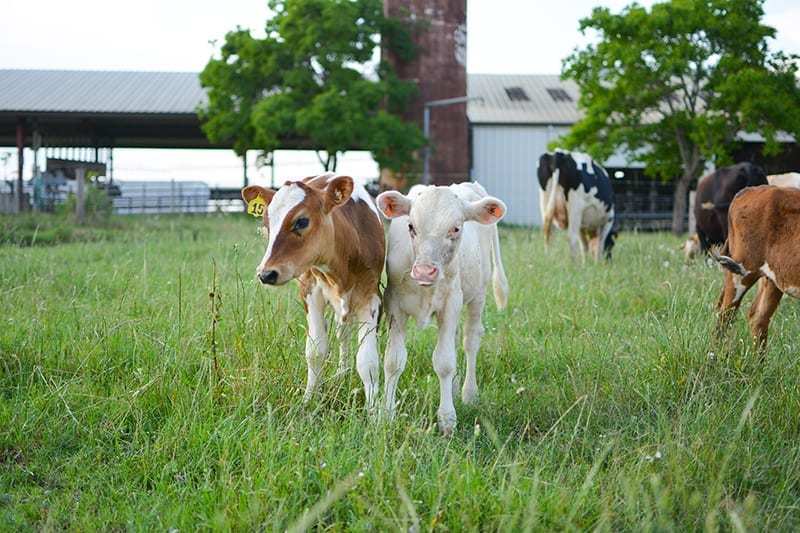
[
  {"x1": 461, "y1": 385, "x2": 478, "y2": 404},
  {"x1": 437, "y1": 410, "x2": 457, "y2": 436}
]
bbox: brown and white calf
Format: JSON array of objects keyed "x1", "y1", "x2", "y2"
[
  {"x1": 241, "y1": 173, "x2": 385, "y2": 408},
  {"x1": 714, "y1": 185, "x2": 800, "y2": 349},
  {"x1": 376, "y1": 182, "x2": 508, "y2": 435}
]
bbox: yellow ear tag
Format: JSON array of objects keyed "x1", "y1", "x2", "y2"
[{"x1": 247, "y1": 195, "x2": 267, "y2": 218}]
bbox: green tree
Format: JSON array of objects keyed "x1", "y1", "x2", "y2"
[
  {"x1": 198, "y1": 0, "x2": 425, "y2": 176},
  {"x1": 559, "y1": 0, "x2": 800, "y2": 234}
]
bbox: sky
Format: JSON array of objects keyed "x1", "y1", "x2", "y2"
[{"x1": 2, "y1": 0, "x2": 799, "y2": 187}]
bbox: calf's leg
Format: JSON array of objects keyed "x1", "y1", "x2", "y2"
[
  {"x1": 303, "y1": 285, "x2": 329, "y2": 402},
  {"x1": 461, "y1": 295, "x2": 486, "y2": 404},
  {"x1": 433, "y1": 304, "x2": 461, "y2": 436},
  {"x1": 714, "y1": 271, "x2": 758, "y2": 346},
  {"x1": 354, "y1": 294, "x2": 381, "y2": 410},
  {"x1": 383, "y1": 309, "x2": 409, "y2": 419},
  {"x1": 335, "y1": 319, "x2": 353, "y2": 378},
  {"x1": 748, "y1": 278, "x2": 783, "y2": 350}
]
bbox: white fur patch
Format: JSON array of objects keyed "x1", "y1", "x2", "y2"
[
  {"x1": 760, "y1": 263, "x2": 777, "y2": 283},
  {"x1": 352, "y1": 183, "x2": 381, "y2": 219},
  {"x1": 784, "y1": 286, "x2": 800, "y2": 298},
  {"x1": 563, "y1": 150, "x2": 596, "y2": 175},
  {"x1": 325, "y1": 173, "x2": 381, "y2": 219},
  {"x1": 731, "y1": 275, "x2": 748, "y2": 304},
  {"x1": 260, "y1": 184, "x2": 306, "y2": 269}
]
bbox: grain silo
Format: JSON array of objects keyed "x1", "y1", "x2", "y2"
[{"x1": 383, "y1": 0, "x2": 469, "y2": 186}]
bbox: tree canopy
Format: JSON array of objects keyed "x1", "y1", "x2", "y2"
[
  {"x1": 559, "y1": 0, "x2": 800, "y2": 233},
  {"x1": 198, "y1": 0, "x2": 425, "y2": 175}
]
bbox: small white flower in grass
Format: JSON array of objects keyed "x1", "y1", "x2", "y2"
[
  {"x1": 358, "y1": 471, "x2": 365, "y2": 479},
  {"x1": 474, "y1": 423, "x2": 481, "y2": 437},
  {"x1": 510, "y1": 374, "x2": 517, "y2": 384},
  {"x1": 646, "y1": 450, "x2": 663, "y2": 462},
  {"x1": 663, "y1": 261, "x2": 670, "y2": 268},
  {"x1": 320, "y1": 462, "x2": 327, "y2": 469},
  {"x1": 515, "y1": 387, "x2": 526, "y2": 395}
]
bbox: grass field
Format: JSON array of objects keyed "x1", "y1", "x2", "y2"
[{"x1": 1, "y1": 213, "x2": 799, "y2": 531}]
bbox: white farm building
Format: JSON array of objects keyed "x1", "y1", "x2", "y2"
[{"x1": 467, "y1": 74, "x2": 582, "y2": 226}]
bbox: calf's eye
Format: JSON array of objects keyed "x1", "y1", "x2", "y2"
[{"x1": 293, "y1": 217, "x2": 309, "y2": 232}]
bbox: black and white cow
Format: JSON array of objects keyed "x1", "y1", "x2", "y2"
[{"x1": 537, "y1": 149, "x2": 616, "y2": 263}]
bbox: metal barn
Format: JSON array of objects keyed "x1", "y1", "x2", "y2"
[{"x1": 467, "y1": 74, "x2": 582, "y2": 227}]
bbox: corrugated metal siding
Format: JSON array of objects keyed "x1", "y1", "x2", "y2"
[
  {"x1": 0, "y1": 70, "x2": 206, "y2": 114},
  {"x1": 471, "y1": 125, "x2": 570, "y2": 226}
]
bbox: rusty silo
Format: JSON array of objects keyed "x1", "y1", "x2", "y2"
[{"x1": 383, "y1": 0, "x2": 469, "y2": 187}]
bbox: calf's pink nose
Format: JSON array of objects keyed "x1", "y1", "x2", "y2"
[{"x1": 412, "y1": 264, "x2": 439, "y2": 284}]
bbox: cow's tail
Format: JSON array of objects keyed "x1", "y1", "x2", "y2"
[
  {"x1": 490, "y1": 224, "x2": 509, "y2": 311},
  {"x1": 711, "y1": 242, "x2": 748, "y2": 276}
]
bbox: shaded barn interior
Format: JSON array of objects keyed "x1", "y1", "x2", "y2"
[{"x1": 607, "y1": 167, "x2": 677, "y2": 231}]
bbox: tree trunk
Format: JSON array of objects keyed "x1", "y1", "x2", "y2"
[{"x1": 670, "y1": 172, "x2": 694, "y2": 235}]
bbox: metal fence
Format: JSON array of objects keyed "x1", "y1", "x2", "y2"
[{"x1": 112, "y1": 181, "x2": 211, "y2": 215}]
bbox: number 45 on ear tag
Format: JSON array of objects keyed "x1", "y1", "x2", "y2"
[{"x1": 247, "y1": 195, "x2": 266, "y2": 218}]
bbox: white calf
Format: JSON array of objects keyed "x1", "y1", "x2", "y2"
[{"x1": 376, "y1": 182, "x2": 508, "y2": 435}]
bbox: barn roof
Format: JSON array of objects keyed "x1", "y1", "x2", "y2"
[
  {"x1": 0, "y1": 69, "x2": 206, "y2": 114},
  {"x1": 0, "y1": 69, "x2": 582, "y2": 146},
  {"x1": 0, "y1": 69, "x2": 218, "y2": 149},
  {"x1": 466, "y1": 74, "x2": 582, "y2": 125},
  {"x1": 0, "y1": 69, "x2": 579, "y2": 121}
]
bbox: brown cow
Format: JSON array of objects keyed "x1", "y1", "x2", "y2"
[
  {"x1": 241, "y1": 173, "x2": 386, "y2": 409},
  {"x1": 713, "y1": 185, "x2": 800, "y2": 349}
]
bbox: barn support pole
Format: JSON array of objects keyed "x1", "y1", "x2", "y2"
[
  {"x1": 75, "y1": 166, "x2": 86, "y2": 225},
  {"x1": 242, "y1": 152, "x2": 248, "y2": 188},
  {"x1": 15, "y1": 118, "x2": 24, "y2": 213}
]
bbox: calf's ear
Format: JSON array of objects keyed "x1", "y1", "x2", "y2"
[
  {"x1": 241, "y1": 185, "x2": 274, "y2": 205},
  {"x1": 466, "y1": 197, "x2": 506, "y2": 225},
  {"x1": 376, "y1": 191, "x2": 412, "y2": 219},
  {"x1": 323, "y1": 176, "x2": 354, "y2": 213}
]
